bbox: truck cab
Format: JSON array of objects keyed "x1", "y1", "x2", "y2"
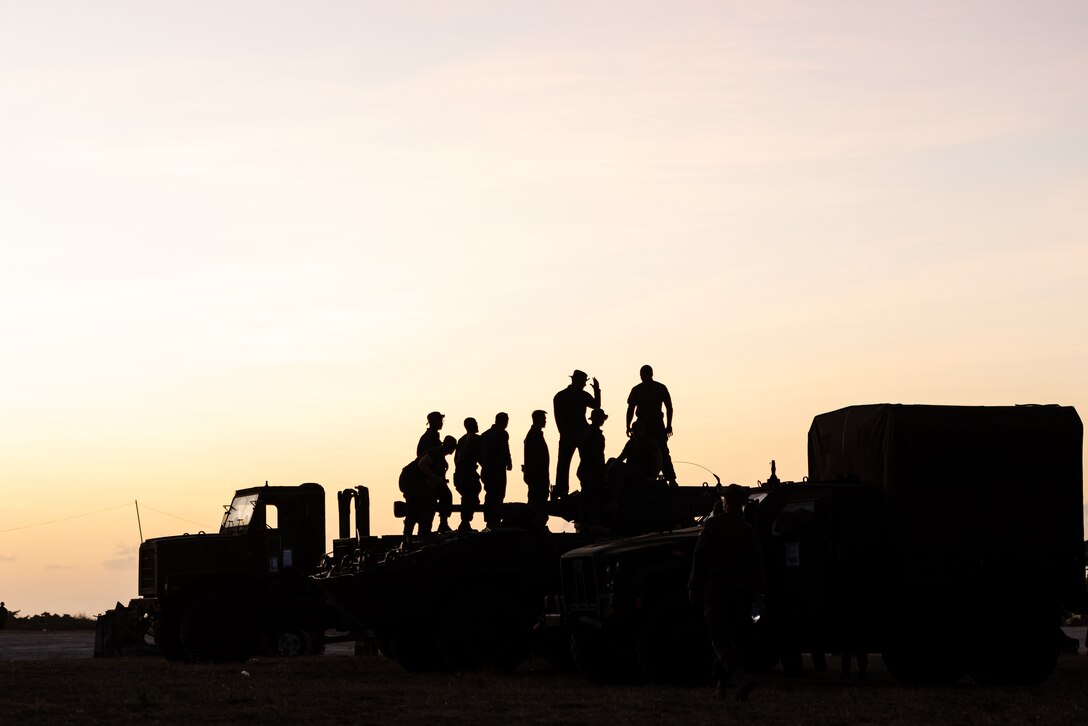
[{"x1": 135, "y1": 483, "x2": 329, "y2": 661}]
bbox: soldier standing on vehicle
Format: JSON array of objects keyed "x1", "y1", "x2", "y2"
[
  {"x1": 417, "y1": 411, "x2": 445, "y2": 456},
  {"x1": 553, "y1": 370, "x2": 601, "y2": 501},
  {"x1": 603, "y1": 419, "x2": 662, "y2": 510},
  {"x1": 399, "y1": 436, "x2": 457, "y2": 546},
  {"x1": 0, "y1": 601, "x2": 8, "y2": 629},
  {"x1": 688, "y1": 484, "x2": 764, "y2": 701},
  {"x1": 418, "y1": 411, "x2": 453, "y2": 532},
  {"x1": 625, "y1": 365, "x2": 676, "y2": 485},
  {"x1": 523, "y1": 410, "x2": 550, "y2": 520},
  {"x1": 454, "y1": 417, "x2": 483, "y2": 532},
  {"x1": 576, "y1": 408, "x2": 609, "y2": 523},
  {"x1": 480, "y1": 412, "x2": 513, "y2": 529}
]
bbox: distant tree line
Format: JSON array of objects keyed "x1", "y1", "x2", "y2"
[{"x1": 1, "y1": 610, "x2": 96, "y2": 630}]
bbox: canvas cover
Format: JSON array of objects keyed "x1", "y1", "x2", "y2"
[{"x1": 807, "y1": 404, "x2": 1084, "y2": 597}]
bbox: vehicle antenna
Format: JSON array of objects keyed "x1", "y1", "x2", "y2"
[{"x1": 673, "y1": 460, "x2": 721, "y2": 486}]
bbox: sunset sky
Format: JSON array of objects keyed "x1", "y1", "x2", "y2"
[{"x1": 2, "y1": 1, "x2": 1086, "y2": 616}]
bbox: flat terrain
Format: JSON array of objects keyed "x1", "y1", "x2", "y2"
[
  {"x1": 1, "y1": 631, "x2": 1087, "y2": 726},
  {"x1": 0, "y1": 630, "x2": 358, "y2": 660}
]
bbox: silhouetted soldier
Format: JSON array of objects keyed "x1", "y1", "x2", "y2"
[
  {"x1": 553, "y1": 370, "x2": 601, "y2": 501},
  {"x1": 454, "y1": 417, "x2": 483, "y2": 533},
  {"x1": 417, "y1": 411, "x2": 445, "y2": 456},
  {"x1": 0, "y1": 601, "x2": 8, "y2": 629},
  {"x1": 417, "y1": 412, "x2": 452, "y2": 533},
  {"x1": 523, "y1": 410, "x2": 550, "y2": 517},
  {"x1": 625, "y1": 365, "x2": 676, "y2": 484},
  {"x1": 689, "y1": 484, "x2": 764, "y2": 701},
  {"x1": 576, "y1": 408, "x2": 608, "y2": 523},
  {"x1": 399, "y1": 436, "x2": 456, "y2": 546},
  {"x1": 604, "y1": 419, "x2": 662, "y2": 510},
  {"x1": 479, "y1": 412, "x2": 512, "y2": 529}
]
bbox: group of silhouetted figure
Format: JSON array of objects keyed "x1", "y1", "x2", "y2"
[{"x1": 398, "y1": 365, "x2": 677, "y2": 544}]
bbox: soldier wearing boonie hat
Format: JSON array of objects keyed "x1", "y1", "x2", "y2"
[{"x1": 552, "y1": 370, "x2": 601, "y2": 500}]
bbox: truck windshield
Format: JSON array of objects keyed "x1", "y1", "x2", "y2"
[{"x1": 221, "y1": 493, "x2": 260, "y2": 531}]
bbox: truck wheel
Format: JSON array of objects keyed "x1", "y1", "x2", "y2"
[
  {"x1": 374, "y1": 628, "x2": 395, "y2": 659},
  {"x1": 389, "y1": 626, "x2": 444, "y2": 672},
  {"x1": 537, "y1": 627, "x2": 575, "y2": 672},
  {"x1": 439, "y1": 589, "x2": 530, "y2": 672},
  {"x1": 571, "y1": 627, "x2": 607, "y2": 682},
  {"x1": 882, "y1": 634, "x2": 967, "y2": 685},
  {"x1": 275, "y1": 630, "x2": 305, "y2": 657},
  {"x1": 180, "y1": 594, "x2": 257, "y2": 662},
  {"x1": 571, "y1": 625, "x2": 639, "y2": 682},
  {"x1": 968, "y1": 621, "x2": 1059, "y2": 685},
  {"x1": 303, "y1": 629, "x2": 326, "y2": 656},
  {"x1": 635, "y1": 618, "x2": 711, "y2": 686},
  {"x1": 154, "y1": 613, "x2": 186, "y2": 662}
]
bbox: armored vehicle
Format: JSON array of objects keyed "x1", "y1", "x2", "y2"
[{"x1": 553, "y1": 404, "x2": 1085, "y2": 685}]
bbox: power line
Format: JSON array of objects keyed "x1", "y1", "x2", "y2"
[
  {"x1": 0, "y1": 503, "x2": 133, "y2": 534},
  {"x1": 0, "y1": 501, "x2": 212, "y2": 534},
  {"x1": 137, "y1": 505, "x2": 208, "y2": 528}
]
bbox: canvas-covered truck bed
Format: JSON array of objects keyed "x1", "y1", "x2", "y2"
[{"x1": 807, "y1": 403, "x2": 1085, "y2": 684}]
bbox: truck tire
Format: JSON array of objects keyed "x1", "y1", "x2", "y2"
[
  {"x1": 882, "y1": 628, "x2": 967, "y2": 686},
  {"x1": 439, "y1": 588, "x2": 530, "y2": 672},
  {"x1": 968, "y1": 617, "x2": 1059, "y2": 685},
  {"x1": 180, "y1": 594, "x2": 258, "y2": 662},
  {"x1": 635, "y1": 615, "x2": 712, "y2": 686},
  {"x1": 537, "y1": 626, "x2": 575, "y2": 672},
  {"x1": 571, "y1": 626, "x2": 607, "y2": 682},
  {"x1": 389, "y1": 626, "x2": 443, "y2": 672},
  {"x1": 154, "y1": 612, "x2": 186, "y2": 662},
  {"x1": 303, "y1": 629, "x2": 326, "y2": 656},
  {"x1": 374, "y1": 628, "x2": 395, "y2": 659},
  {"x1": 572, "y1": 624, "x2": 638, "y2": 683},
  {"x1": 275, "y1": 630, "x2": 306, "y2": 657}
]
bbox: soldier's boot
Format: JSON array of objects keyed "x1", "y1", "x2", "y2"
[{"x1": 734, "y1": 667, "x2": 756, "y2": 702}]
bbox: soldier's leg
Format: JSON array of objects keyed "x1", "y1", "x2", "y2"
[
  {"x1": 703, "y1": 590, "x2": 731, "y2": 691},
  {"x1": 553, "y1": 437, "x2": 576, "y2": 500},
  {"x1": 436, "y1": 482, "x2": 453, "y2": 533},
  {"x1": 481, "y1": 468, "x2": 496, "y2": 528},
  {"x1": 645, "y1": 419, "x2": 676, "y2": 482},
  {"x1": 418, "y1": 504, "x2": 435, "y2": 544},
  {"x1": 527, "y1": 475, "x2": 549, "y2": 509},
  {"x1": 454, "y1": 470, "x2": 468, "y2": 525},
  {"x1": 463, "y1": 478, "x2": 481, "y2": 530},
  {"x1": 484, "y1": 469, "x2": 507, "y2": 527}
]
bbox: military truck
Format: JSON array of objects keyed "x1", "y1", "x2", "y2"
[
  {"x1": 552, "y1": 404, "x2": 1085, "y2": 685},
  {"x1": 96, "y1": 475, "x2": 718, "y2": 666},
  {"x1": 311, "y1": 484, "x2": 722, "y2": 672},
  {"x1": 95, "y1": 482, "x2": 393, "y2": 661}
]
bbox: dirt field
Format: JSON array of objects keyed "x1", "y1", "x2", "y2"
[
  {"x1": 1, "y1": 632, "x2": 1087, "y2": 725},
  {"x1": 0, "y1": 630, "x2": 358, "y2": 661}
]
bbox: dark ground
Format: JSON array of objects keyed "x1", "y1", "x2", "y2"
[{"x1": 1, "y1": 632, "x2": 1087, "y2": 726}]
